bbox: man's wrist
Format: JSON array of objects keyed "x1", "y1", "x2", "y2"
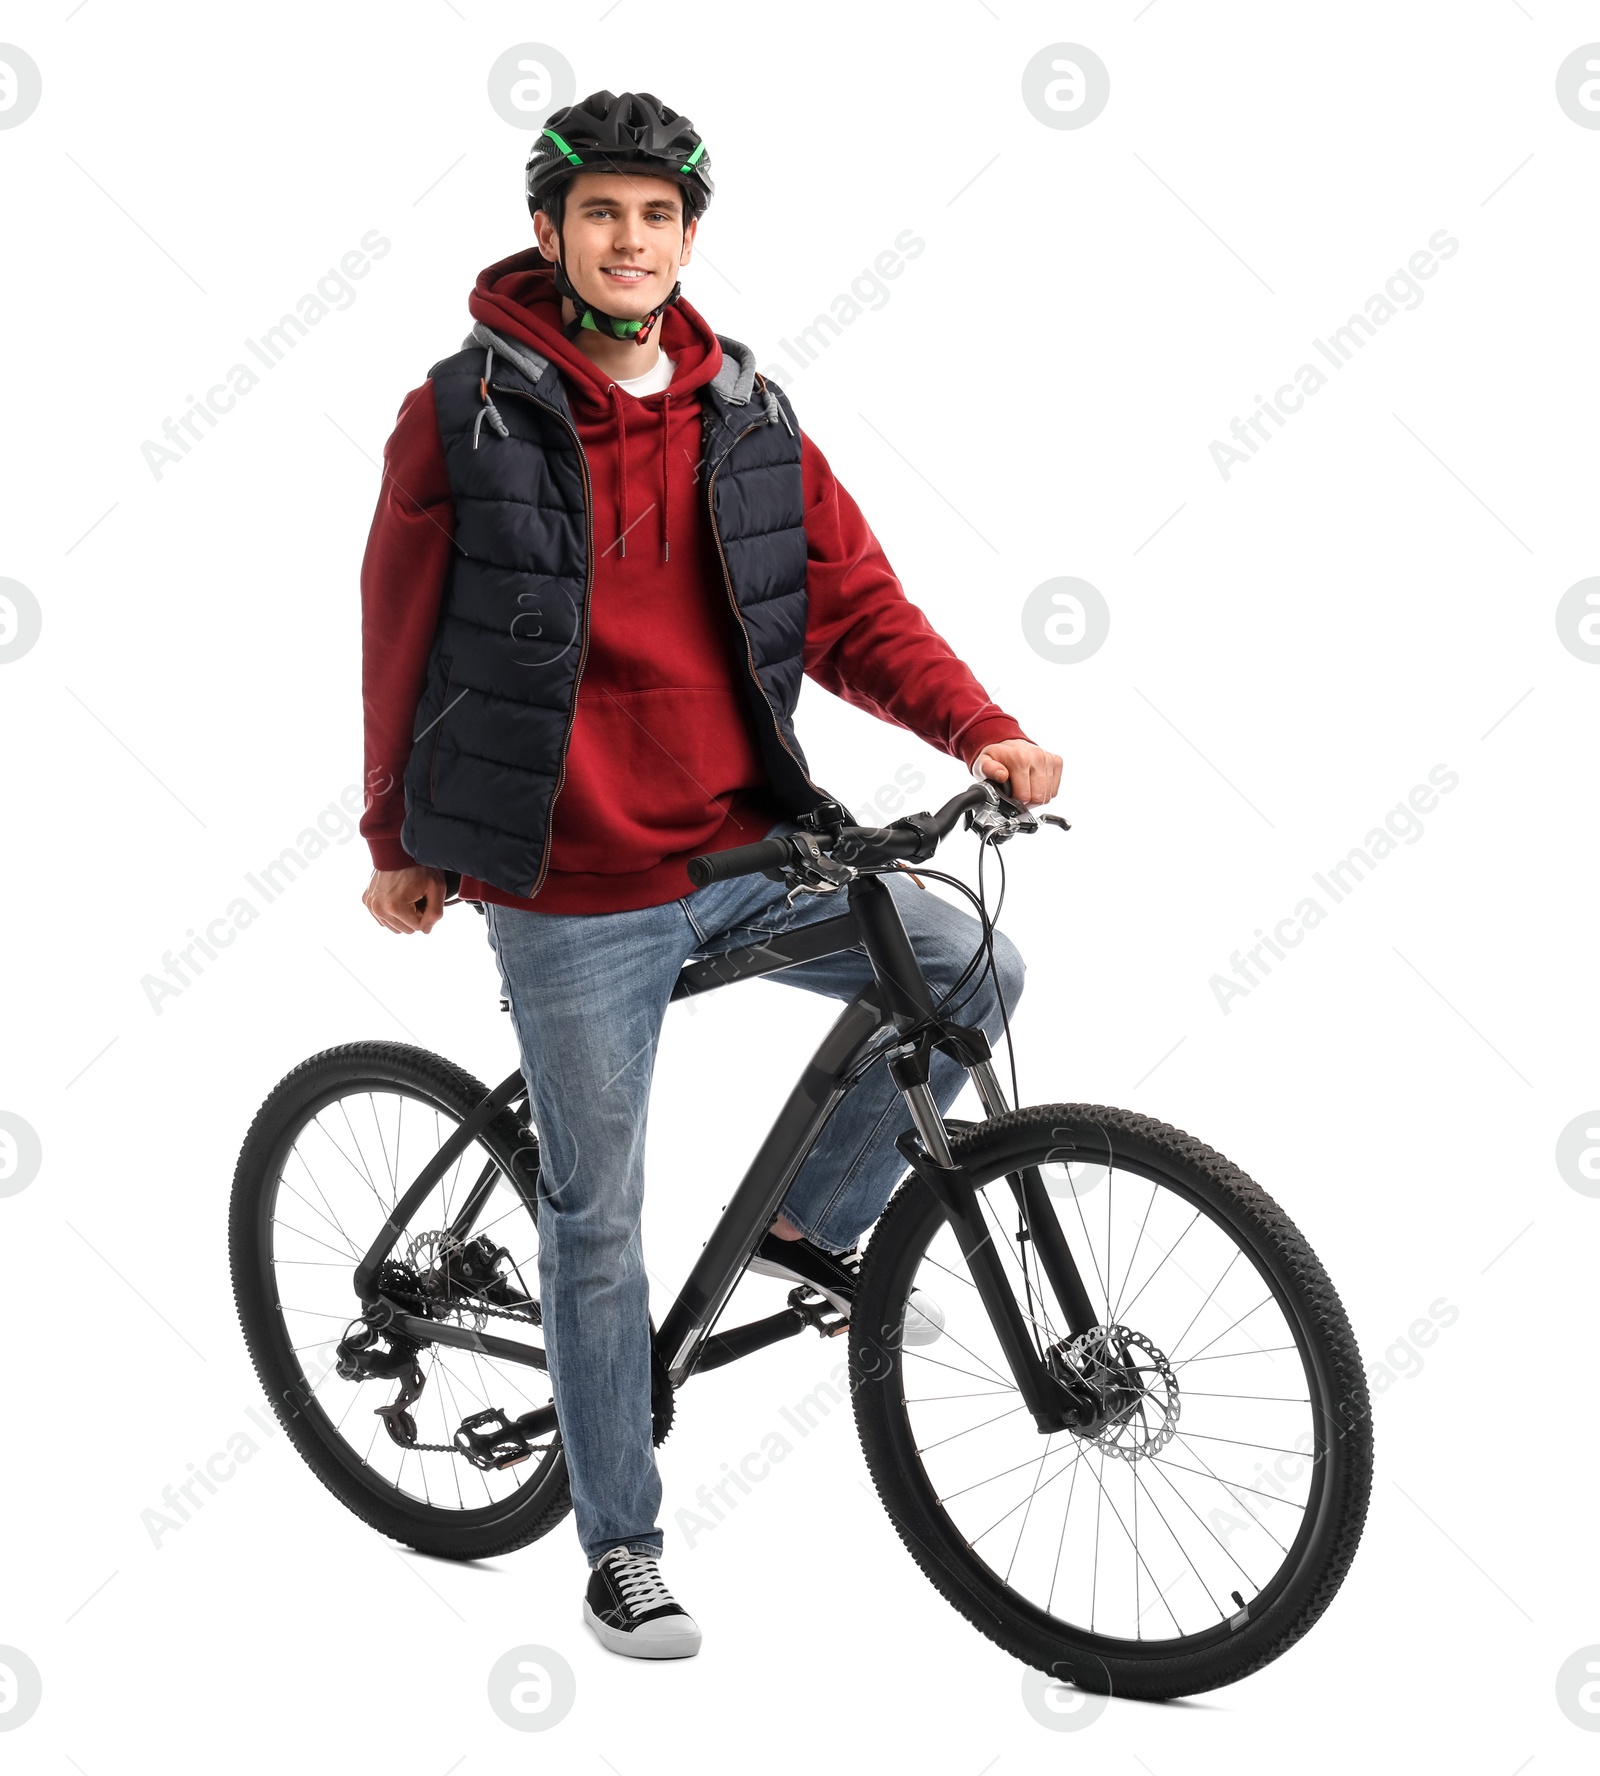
[
  {"x1": 368, "y1": 836, "x2": 420, "y2": 873},
  {"x1": 963, "y1": 723, "x2": 1031, "y2": 773}
]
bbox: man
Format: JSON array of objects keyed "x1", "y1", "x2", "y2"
[{"x1": 359, "y1": 90, "x2": 1061, "y2": 1659}]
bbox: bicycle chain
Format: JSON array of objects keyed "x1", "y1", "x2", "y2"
[{"x1": 372, "y1": 1296, "x2": 548, "y2": 1458}]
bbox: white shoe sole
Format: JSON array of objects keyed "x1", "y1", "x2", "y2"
[
  {"x1": 583, "y1": 1600, "x2": 702, "y2": 1659},
  {"x1": 901, "y1": 1290, "x2": 947, "y2": 1346},
  {"x1": 746, "y1": 1252, "x2": 852, "y2": 1317},
  {"x1": 748, "y1": 1255, "x2": 946, "y2": 1347}
]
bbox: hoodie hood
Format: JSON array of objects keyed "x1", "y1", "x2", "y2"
[
  {"x1": 466, "y1": 247, "x2": 745, "y2": 563},
  {"x1": 468, "y1": 247, "x2": 725, "y2": 416}
]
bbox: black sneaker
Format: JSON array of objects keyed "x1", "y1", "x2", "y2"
[
  {"x1": 583, "y1": 1548, "x2": 702, "y2": 1660},
  {"x1": 748, "y1": 1231, "x2": 861, "y2": 1316},
  {"x1": 748, "y1": 1232, "x2": 946, "y2": 1344}
]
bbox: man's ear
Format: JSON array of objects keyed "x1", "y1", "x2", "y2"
[{"x1": 680, "y1": 216, "x2": 697, "y2": 266}]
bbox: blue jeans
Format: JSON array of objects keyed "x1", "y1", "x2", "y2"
[{"x1": 482, "y1": 825, "x2": 1024, "y2": 1567}]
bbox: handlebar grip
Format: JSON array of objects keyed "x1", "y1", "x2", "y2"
[{"x1": 686, "y1": 835, "x2": 795, "y2": 888}]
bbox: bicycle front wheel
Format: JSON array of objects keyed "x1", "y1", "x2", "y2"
[{"x1": 850, "y1": 1103, "x2": 1371, "y2": 1699}]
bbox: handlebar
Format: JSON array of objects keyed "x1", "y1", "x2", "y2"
[
  {"x1": 687, "y1": 781, "x2": 1047, "y2": 890},
  {"x1": 686, "y1": 834, "x2": 799, "y2": 888}
]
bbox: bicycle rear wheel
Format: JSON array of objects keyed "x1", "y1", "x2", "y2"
[
  {"x1": 851, "y1": 1103, "x2": 1371, "y2": 1699},
  {"x1": 229, "y1": 1040, "x2": 572, "y2": 1559}
]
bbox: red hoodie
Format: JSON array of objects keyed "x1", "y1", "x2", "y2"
[{"x1": 360, "y1": 250, "x2": 1028, "y2": 914}]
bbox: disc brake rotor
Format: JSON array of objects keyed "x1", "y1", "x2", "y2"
[
  {"x1": 1064, "y1": 1324, "x2": 1180, "y2": 1461},
  {"x1": 405, "y1": 1228, "x2": 485, "y2": 1330}
]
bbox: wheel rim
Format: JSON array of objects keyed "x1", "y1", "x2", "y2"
[
  {"x1": 258, "y1": 1080, "x2": 558, "y2": 1518},
  {"x1": 877, "y1": 1148, "x2": 1336, "y2": 1654}
]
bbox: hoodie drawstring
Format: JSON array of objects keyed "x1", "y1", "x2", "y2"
[
  {"x1": 608, "y1": 384, "x2": 631, "y2": 557},
  {"x1": 608, "y1": 382, "x2": 673, "y2": 563},
  {"x1": 659, "y1": 389, "x2": 671, "y2": 563}
]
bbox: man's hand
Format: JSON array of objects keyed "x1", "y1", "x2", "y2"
[
  {"x1": 972, "y1": 739, "x2": 1063, "y2": 807},
  {"x1": 364, "y1": 866, "x2": 447, "y2": 935}
]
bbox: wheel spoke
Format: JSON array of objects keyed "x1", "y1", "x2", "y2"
[
  {"x1": 903, "y1": 1388, "x2": 1016, "y2": 1403},
  {"x1": 1146, "y1": 1438, "x2": 1278, "y2": 1581},
  {"x1": 1005, "y1": 1433, "x2": 1057, "y2": 1585},
  {"x1": 368, "y1": 1091, "x2": 398, "y2": 1204},
  {"x1": 975, "y1": 1186, "x2": 1064, "y2": 1347},
  {"x1": 1166, "y1": 1248, "x2": 1242, "y2": 1361},
  {"x1": 915, "y1": 1403, "x2": 1029, "y2": 1456},
  {"x1": 1114, "y1": 1209, "x2": 1202, "y2": 1324},
  {"x1": 900, "y1": 1349, "x2": 1023, "y2": 1391},
  {"x1": 1178, "y1": 1390, "x2": 1310, "y2": 1403},
  {"x1": 1064, "y1": 1168, "x2": 1112, "y2": 1323},
  {"x1": 1110, "y1": 1177, "x2": 1159, "y2": 1325},
  {"x1": 1173, "y1": 1297, "x2": 1279, "y2": 1367},
  {"x1": 282, "y1": 1159, "x2": 364, "y2": 1257},
  {"x1": 270, "y1": 1217, "x2": 364, "y2": 1264},
  {"x1": 1170, "y1": 1344, "x2": 1299, "y2": 1368}
]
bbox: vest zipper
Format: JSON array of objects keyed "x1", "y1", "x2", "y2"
[
  {"x1": 488, "y1": 382, "x2": 596, "y2": 901},
  {"x1": 705, "y1": 417, "x2": 827, "y2": 804}
]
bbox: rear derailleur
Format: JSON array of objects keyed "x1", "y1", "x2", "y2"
[{"x1": 336, "y1": 1236, "x2": 539, "y2": 1453}]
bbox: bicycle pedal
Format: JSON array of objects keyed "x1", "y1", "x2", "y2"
[
  {"x1": 453, "y1": 1407, "x2": 533, "y2": 1471},
  {"x1": 787, "y1": 1284, "x2": 850, "y2": 1338}
]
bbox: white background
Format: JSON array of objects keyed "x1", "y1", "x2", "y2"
[{"x1": 2, "y1": 1, "x2": 1595, "y2": 1769}]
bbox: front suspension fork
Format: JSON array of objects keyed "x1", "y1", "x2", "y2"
[
  {"x1": 894, "y1": 1066, "x2": 1101, "y2": 1435},
  {"x1": 967, "y1": 1060, "x2": 1101, "y2": 1338}
]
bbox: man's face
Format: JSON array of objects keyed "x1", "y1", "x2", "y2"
[{"x1": 534, "y1": 170, "x2": 696, "y2": 320}]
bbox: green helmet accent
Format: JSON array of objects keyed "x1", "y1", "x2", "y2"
[
  {"x1": 541, "y1": 127, "x2": 585, "y2": 169},
  {"x1": 526, "y1": 90, "x2": 714, "y2": 222}
]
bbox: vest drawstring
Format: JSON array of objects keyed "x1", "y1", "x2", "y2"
[
  {"x1": 759, "y1": 372, "x2": 793, "y2": 436},
  {"x1": 472, "y1": 344, "x2": 510, "y2": 450},
  {"x1": 659, "y1": 390, "x2": 671, "y2": 563}
]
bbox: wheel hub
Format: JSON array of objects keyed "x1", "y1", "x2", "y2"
[{"x1": 1048, "y1": 1324, "x2": 1180, "y2": 1460}]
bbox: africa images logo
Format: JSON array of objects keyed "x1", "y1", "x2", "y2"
[{"x1": 1208, "y1": 230, "x2": 1459, "y2": 482}]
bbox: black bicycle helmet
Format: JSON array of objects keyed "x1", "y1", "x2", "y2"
[{"x1": 525, "y1": 90, "x2": 714, "y2": 345}]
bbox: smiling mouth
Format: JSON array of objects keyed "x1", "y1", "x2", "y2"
[{"x1": 602, "y1": 268, "x2": 651, "y2": 282}]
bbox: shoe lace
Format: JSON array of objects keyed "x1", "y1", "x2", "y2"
[{"x1": 605, "y1": 1550, "x2": 676, "y2": 1614}]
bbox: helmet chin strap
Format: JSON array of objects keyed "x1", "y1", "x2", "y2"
[{"x1": 551, "y1": 229, "x2": 682, "y2": 346}]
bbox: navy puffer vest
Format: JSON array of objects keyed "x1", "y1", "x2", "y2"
[{"x1": 400, "y1": 321, "x2": 829, "y2": 898}]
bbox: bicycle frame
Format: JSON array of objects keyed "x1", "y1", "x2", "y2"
[{"x1": 351, "y1": 870, "x2": 1102, "y2": 1435}]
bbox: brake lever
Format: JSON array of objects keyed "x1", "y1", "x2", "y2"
[
  {"x1": 782, "y1": 830, "x2": 856, "y2": 903},
  {"x1": 965, "y1": 796, "x2": 1036, "y2": 843},
  {"x1": 964, "y1": 782, "x2": 1072, "y2": 842}
]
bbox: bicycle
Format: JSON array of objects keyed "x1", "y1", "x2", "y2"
[{"x1": 229, "y1": 780, "x2": 1371, "y2": 1700}]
